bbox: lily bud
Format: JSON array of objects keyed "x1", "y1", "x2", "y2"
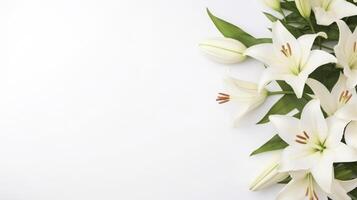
[
  {"x1": 262, "y1": 0, "x2": 281, "y2": 12},
  {"x1": 250, "y1": 152, "x2": 289, "y2": 191},
  {"x1": 217, "y1": 77, "x2": 268, "y2": 126},
  {"x1": 295, "y1": 0, "x2": 311, "y2": 19},
  {"x1": 199, "y1": 38, "x2": 247, "y2": 64}
]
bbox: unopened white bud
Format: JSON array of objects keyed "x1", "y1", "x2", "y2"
[
  {"x1": 199, "y1": 38, "x2": 247, "y2": 64},
  {"x1": 295, "y1": 0, "x2": 311, "y2": 19},
  {"x1": 262, "y1": 0, "x2": 281, "y2": 12}
]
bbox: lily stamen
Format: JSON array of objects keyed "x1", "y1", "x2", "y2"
[
  {"x1": 295, "y1": 131, "x2": 310, "y2": 145},
  {"x1": 281, "y1": 43, "x2": 293, "y2": 57},
  {"x1": 216, "y1": 93, "x2": 230, "y2": 104},
  {"x1": 305, "y1": 174, "x2": 319, "y2": 200},
  {"x1": 339, "y1": 90, "x2": 353, "y2": 104}
]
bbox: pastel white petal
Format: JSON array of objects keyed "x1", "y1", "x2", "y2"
[
  {"x1": 284, "y1": 74, "x2": 308, "y2": 98},
  {"x1": 280, "y1": 146, "x2": 320, "y2": 172},
  {"x1": 332, "y1": 143, "x2": 357, "y2": 163},
  {"x1": 258, "y1": 68, "x2": 288, "y2": 92},
  {"x1": 340, "y1": 178, "x2": 357, "y2": 192},
  {"x1": 232, "y1": 104, "x2": 252, "y2": 127},
  {"x1": 313, "y1": 7, "x2": 338, "y2": 26},
  {"x1": 277, "y1": 179, "x2": 308, "y2": 200},
  {"x1": 301, "y1": 99, "x2": 328, "y2": 141},
  {"x1": 269, "y1": 115, "x2": 302, "y2": 145},
  {"x1": 331, "y1": 73, "x2": 347, "y2": 95},
  {"x1": 311, "y1": 155, "x2": 334, "y2": 193},
  {"x1": 298, "y1": 32, "x2": 327, "y2": 66},
  {"x1": 224, "y1": 77, "x2": 258, "y2": 95},
  {"x1": 306, "y1": 78, "x2": 336, "y2": 116},
  {"x1": 328, "y1": 180, "x2": 352, "y2": 200},
  {"x1": 332, "y1": 0, "x2": 357, "y2": 23},
  {"x1": 345, "y1": 68, "x2": 357, "y2": 89},
  {"x1": 335, "y1": 101, "x2": 357, "y2": 121},
  {"x1": 244, "y1": 43, "x2": 278, "y2": 67},
  {"x1": 272, "y1": 21, "x2": 301, "y2": 62},
  {"x1": 336, "y1": 20, "x2": 352, "y2": 48},
  {"x1": 326, "y1": 117, "x2": 349, "y2": 147},
  {"x1": 345, "y1": 121, "x2": 357, "y2": 149},
  {"x1": 301, "y1": 50, "x2": 337, "y2": 76}
]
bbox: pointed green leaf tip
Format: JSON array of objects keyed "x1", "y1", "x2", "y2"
[
  {"x1": 206, "y1": 8, "x2": 271, "y2": 47},
  {"x1": 250, "y1": 134, "x2": 288, "y2": 156},
  {"x1": 258, "y1": 81, "x2": 309, "y2": 124}
]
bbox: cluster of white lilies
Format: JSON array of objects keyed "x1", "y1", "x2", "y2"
[{"x1": 200, "y1": 0, "x2": 357, "y2": 199}]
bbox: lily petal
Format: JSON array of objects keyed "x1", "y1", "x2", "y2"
[
  {"x1": 326, "y1": 117, "x2": 349, "y2": 148},
  {"x1": 301, "y1": 99, "x2": 328, "y2": 141},
  {"x1": 311, "y1": 155, "x2": 334, "y2": 193},
  {"x1": 332, "y1": 0, "x2": 357, "y2": 24},
  {"x1": 332, "y1": 143, "x2": 357, "y2": 163},
  {"x1": 298, "y1": 32, "x2": 327, "y2": 66},
  {"x1": 284, "y1": 74, "x2": 308, "y2": 98},
  {"x1": 277, "y1": 178, "x2": 308, "y2": 200},
  {"x1": 301, "y1": 50, "x2": 337, "y2": 77},
  {"x1": 272, "y1": 21, "x2": 301, "y2": 62},
  {"x1": 335, "y1": 101, "x2": 357, "y2": 121},
  {"x1": 345, "y1": 121, "x2": 357, "y2": 149},
  {"x1": 340, "y1": 178, "x2": 357, "y2": 192},
  {"x1": 280, "y1": 146, "x2": 320, "y2": 172},
  {"x1": 244, "y1": 43, "x2": 278, "y2": 69},
  {"x1": 329, "y1": 179, "x2": 353, "y2": 200},
  {"x1": 269, "y1": 115, "x2": 302, "y2": 145},
  {"x1": 306, "y1": 78, "x2": 336, "y2": 116},
  {"x1": 258, "y1": 68, "x2": 288, "y2": 92}
]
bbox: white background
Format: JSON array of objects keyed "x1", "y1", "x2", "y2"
[{"x1": 0, "y1": 0, "x2": 285, "y2": 199}]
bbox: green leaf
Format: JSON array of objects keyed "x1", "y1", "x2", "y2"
[
  {"x1": 263, "y1": 12, "x2": 279, "y2": 22},
  {"x1": 309, "y1": 64, "x2": 341, "y2": 91},
  {"x1": 207, "y1": 8, "x2": 271, "y2": 47},
  {"x1": 258, "y1": 82, "x2": 310, "y2": 124},
  {"x1": 278, "y1": 176, "x2": 292, "y2": 184},
  {"x1": 349, "y1": 188, "x2": 357, "y2": 200},
  {"x1": 250, "y1": 134, "x2": 288, "y2": 156},
  {"x1": 335, "y1": 162, "x2": 357, "y2": 181}
]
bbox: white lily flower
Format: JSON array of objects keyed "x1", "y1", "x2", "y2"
[
  {"x1": 262, "y1": 0, "x2": 281, "y2": 12},
  {"x1": 346, "y1": 121, "x2": 357, "y2": 149},
  {"x1": 295, "y1": 0, "x2": 312, "y2": 19},
  {"x1": 250, "y1": 150, "x2": 289, "y2": 191},
  {"x1": 199, "y1": 37, "x2": 247, "y2": 64},
  {"x1": 277, "y1": 170, "x2": 357, "y2": 200},
  {"x1": 269, "y1": 100, "x2": 357, "y2": 192},
  {"x1": 245, "y1": 21, "x2": 336, "y2": 98},
  {"x1": 306, "y1": 74, "x2": 357, "y2": 121},
  {"x1": 216, "y1": 77, "x2": 268, "y2": 126},
  {"x1": 335, "y1": 20, "x2": 357, "y2": 89},
  {"x1": 311, "y1": 0, "x2": 357, "y2": 26}
]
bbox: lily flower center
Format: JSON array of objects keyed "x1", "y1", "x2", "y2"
[
  {"x1": 216, "y1": 93, "x2": 230, "y2": 104},
  {"x1": 305, "y1": 173, "x2": 319, "y2": 200},
  {"x1": 280, "y1": 43, "x2": 302, "y2": 75},
  {"x1": 295, "y1": 131, "x2": 326, "y2": 152},
  {"x1": 339, "y1": 90, "x2": 352, "y2": 105}
]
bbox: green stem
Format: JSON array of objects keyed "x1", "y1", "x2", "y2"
[
  {"x1": 307, "y1": 18, "x2": 322, "y2": 49},
  {"x1": 268, "y1": 91, "x2": 295, "y2": 96},
  {"x1": 307, "y1": 19, "x2": 316, "y2": 33}
]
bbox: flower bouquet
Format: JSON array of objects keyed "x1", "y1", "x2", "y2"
[{"x1": 200, "y1": 0, "x2": 357, "y2": 199}]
